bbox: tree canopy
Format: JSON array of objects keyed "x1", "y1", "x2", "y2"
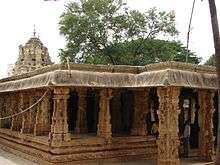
[
  {"x1": 204, "y1": 54, "x2": 215, "y2": 66},
  {"x1": 59, "y1": 0, "x2": 200, "y2": 65},
  {"x1": 84, "y1": 39, "x2": 201, "y2": 65}
]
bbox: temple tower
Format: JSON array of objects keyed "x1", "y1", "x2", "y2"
[{"x1": 13, "y1": 29, "x2": 52, "y2": 75}]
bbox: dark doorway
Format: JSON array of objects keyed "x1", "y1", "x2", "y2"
[
  {"x1": 67, "y1": 91, "x2": 78, "y2": 133},
  {"x1": 147, "y1": 88, "x2": 159, "y2": 136},
  {"x1": 86, "y1": 90, "x2": 99, "y2": 133},
  {"x1": 110, "y1": 90, "x2": 134, "y2": 136},
  {"x1": 179, "y1": 89, "x2": 199, "y2": 157}
]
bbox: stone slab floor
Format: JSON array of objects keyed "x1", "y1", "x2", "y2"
[{"x1": 0, "y1": 148, "x2": 213, "y2": 165}]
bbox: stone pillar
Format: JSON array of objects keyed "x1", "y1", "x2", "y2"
[
  {"x1": 75, "y1": 88, "x2": 87, "y2": 133},
  {"x1": 28, "y1": 91, "x2": 38, "y2": 133},
  {"x1": 131, "y1": 89, "x2": 149, "y2": 136},
  {"x1": 157, "y1": 87, "x2": 180, "y2": 165},
  {"x1": 97, "y1": 88, "x2": 112, "y2": 143},
  {"x1": 49, "y1": 87, "x2": 70, "y2": 147},
  {"x1": 34, "y1": 90, "x2": 52, "y2": 136},
  {"x1": 198, "y1": 90, "x2": 215, "y2": 161},
  {"x1": 0, "y1": 94, "x2": 4, "y2": 128},
  {"x1": 20, "y1": 92, "x2": 31, "y2": 134},
  {"x1": 11, "y1": 93, "x2": 22, "y2": 131}
]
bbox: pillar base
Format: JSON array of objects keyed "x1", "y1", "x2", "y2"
[{"x1": 50, "y1": 133, "x2": 71, "y2": 147}]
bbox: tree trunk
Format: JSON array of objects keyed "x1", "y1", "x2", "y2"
[{"x1": 208, "y1": 0, "x2": 220, "y2": 164}]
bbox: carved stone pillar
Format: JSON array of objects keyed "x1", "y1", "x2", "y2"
[
  {"x1": 75, "y1": 88, "x2": 87, "y2": 133},
  {"x1": 29, "y1": 92, "x2": 38, "y2": 133},
  {"x1": 131, "y1": 89, "x2": 149, "y2": 136},
  {"x1": 0, "y1": 94, "x2": 5, "y2": 128},
  {"x1": 198, "y1": 90, "x2": 215, "y2": 161},
  {"x1": 157, "y1": 87, "x2": 180, "y2": 165},
  {"x1": 97, "y1": 88, "x2": 112, "y2": 143},
  {"x1": 49, "y1": 87, "x2": 70, "y2": 147},
  {"x1": 20, "y1": 92, "x2": 31, "y2": 134},
  {"x1": 11, "y1": 93, "x2": 22, "y2": 131},
  {"x1": 34, "y1": 90, "x2": 52, "y2": 136}
]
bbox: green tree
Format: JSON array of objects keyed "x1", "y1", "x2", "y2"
[
  {"x1": 59, "y1": 0, "x2": 178, "y2": 63},
  {"x1": 85, "y1": 39, "x2": 201, "y2": 65},
  {"x1": 204, "y1": 54, "x2": 215, "y2": 66}
]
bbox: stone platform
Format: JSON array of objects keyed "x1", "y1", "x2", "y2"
[{"x1": 0, "y1": 128, "x2": 157, "y2": 164}]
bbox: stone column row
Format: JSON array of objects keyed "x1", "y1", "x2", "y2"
[{"x1": 49, "y1": 87, "x2": 152, "y2": 145}]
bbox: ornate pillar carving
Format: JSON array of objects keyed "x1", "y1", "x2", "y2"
[
  {"x1": 131, "y1": 89, "x2": 149, "y2": 136},
  {"x1": 34, "y1": 90, "x2": 52, "y2": 136},
  {"x1": 157, "y1": 87, "x2": 180, "y2": 165},
  {"x1": 198, "y1": 90, "x2": 215, "y2": 161},
  {"x1": 97, "y1": 88, "x2": 112, "y2": 143},
  {"x1": 0, "y1": 94, "x2": 5, "y2": 128},
  {"x1": 75, "y1": 88, "x2": 87, "y2": 133},
  {"x1": 49, "y1": 87, "x2": 70, "y2": 147},
  {"x1": 11, "y1": 93, "x2": 22, "y2": 131},
  {"x1": 0, "y1": 94, "x2": 10, "y2": 129},
  {"x1": 6, "y1": 94, "x2": 13, "y2": 129},
  {"x1": 20, "y1": 92, "x2": 31, "y2": 134}
]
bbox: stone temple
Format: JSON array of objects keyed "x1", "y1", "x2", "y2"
[{"x1": 0, "y1": 33, "x2": 217, "y2": 165}]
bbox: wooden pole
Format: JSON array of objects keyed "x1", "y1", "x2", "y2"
[{"x1": 207, "y1": 0, "x2": 220, "y2": 164}]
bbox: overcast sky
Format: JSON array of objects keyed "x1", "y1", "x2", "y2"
[{"x1": 0, "y1": 0, "x2": 219, "y2": 78}]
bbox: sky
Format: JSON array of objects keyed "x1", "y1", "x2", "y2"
[{"x1": 0, "y1": 0, "x2": 219, "y2": 78}]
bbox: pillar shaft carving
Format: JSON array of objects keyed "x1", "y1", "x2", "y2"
[
  {"x1": 11, "y1": 93, "x2": 22, "y2": 131},
  {"x1": 20, "y1": 92, "x2": 31, "y2": 134},
  {"x1": 97, "y1": 88, "x2": 112, "y2": 142},
  {"x1": 75, "y1": 88, "x2": 87, "y2": 133},
  {"x1": 34, "y1": 90, "x2": 52, "y2": 136},
  {"x1": 131, "y1": 89, "x2": 149, "y2": 136},
  {"x1": 157, "y1": 87, "x2": 180, "y2": 165},
  {"x1": 50, "y1": 87, "x2": 70, "y2": 147},
  {"x1": 0, "y1": 94, "x2": 6, "y2": 128},
  {"x1": 198, "y1": 90, "x2": 215, "y2": 161}
]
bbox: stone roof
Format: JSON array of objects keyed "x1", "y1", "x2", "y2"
[{"x1": 0, "y1": 62, "x2": 217, "y2": 93}]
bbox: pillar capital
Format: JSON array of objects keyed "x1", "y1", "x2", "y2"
[
  {"x1": 99, "y1": 88, "x2": 113, "y2": 100},
  {"x1": 76, "y1": 88, "x2": 87, "y2": 97},
  {"x1": 54, "y1": 87, "x2": 70, "y2": 95}
]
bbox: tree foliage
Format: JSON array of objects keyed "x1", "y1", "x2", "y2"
[
  {"x1": 204, "y1": 54, "x2": 215, "y2": 66},
  {"x1": 59, "y1": 0, "x2": 180, "y2": 64},
  {"x1": 85, "y1": 39, "x2": 201, "y2": 65}
]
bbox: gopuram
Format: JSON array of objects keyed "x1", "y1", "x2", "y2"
[{"x1": 0, "y1": 33, "x2": 217, "y2": 165}]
